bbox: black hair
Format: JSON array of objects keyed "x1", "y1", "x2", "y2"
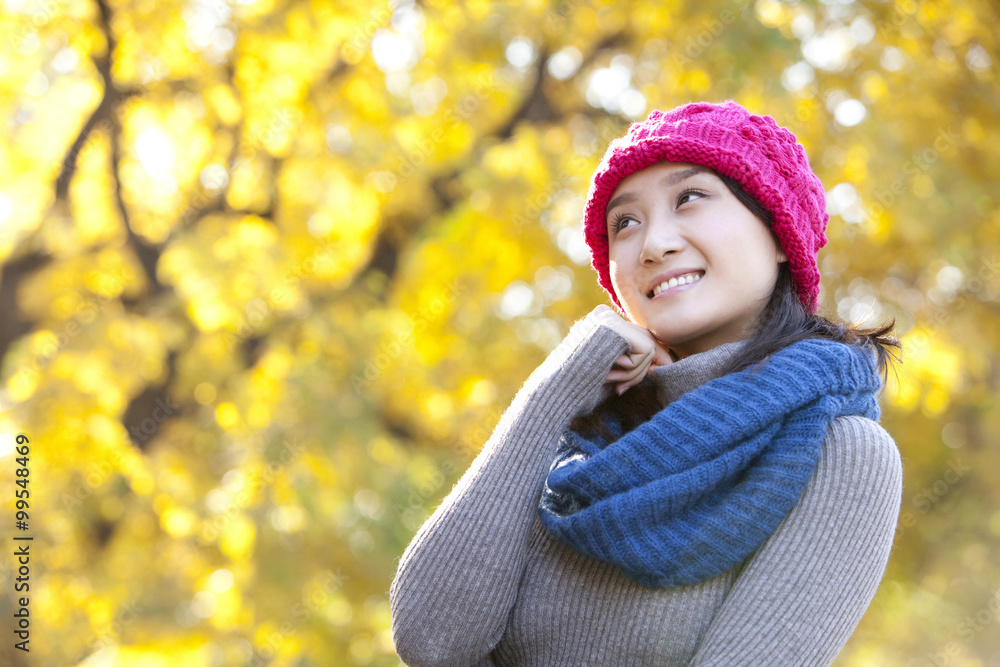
[{"x1": 570, "y1": 171, "x2": 900, "y2": 441}]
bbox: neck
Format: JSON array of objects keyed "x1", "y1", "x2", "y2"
[{"x1": 647, "y1": 340, "x2": 747, "y2": 405}]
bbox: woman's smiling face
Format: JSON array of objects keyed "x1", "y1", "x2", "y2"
[{"x1": 606, "y1": 161, "x2": 787, "y2": 359}]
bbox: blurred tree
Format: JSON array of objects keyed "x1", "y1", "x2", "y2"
[{"x1": 0, "y1": 0, "x2": 998, "y2": 665}]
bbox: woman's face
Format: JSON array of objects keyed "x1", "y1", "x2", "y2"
[{"x1": 606, "y1": 161, "x2": 787, "y2": 359}]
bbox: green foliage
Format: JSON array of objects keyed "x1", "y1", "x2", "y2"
[{"x1": 1, "y1": 0, "x2": 998, "y2": 664}]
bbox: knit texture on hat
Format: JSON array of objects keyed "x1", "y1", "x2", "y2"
[
  {"x1": 583, "y1": 101, "x2": 829, "y2": 312},
  {"x1": 537, "y1": 338, "x2": 880, "y2": 588}
]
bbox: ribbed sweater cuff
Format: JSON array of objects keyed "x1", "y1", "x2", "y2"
[{"x1": 523, "y1": 320, "x2": 630, "y2": 420}]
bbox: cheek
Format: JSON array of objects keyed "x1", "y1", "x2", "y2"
[
  {"x1": 608, "y1": 259, "x2": 642, "y2": 317},
  {"x1": 608, "y1": 244, "x2": 630, "y2": 283},
  {"x1": 609, "y1": 259, "x2": 626, "y2": 297},
  {"x1": 745, "y1": 242, "x2": 782, "y2": 295},
  {"x1": 726, "y1": 225, "x2": 782, "y2": 283}
]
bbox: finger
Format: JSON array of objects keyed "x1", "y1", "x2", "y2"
[
  {"x1": 616, "y1": 375, "x2": 645, "y2": 395},
  {"x1": 610, "y1": 358, "x2": 655, "y2": 392},
  {"x1": 648, "y1": 336, "x2": 675, "y2": 368},
  {"x1": 606, "y1": 367, "x2": 643, "y2": 383},
  {"x1": 614, "y1": 354, "x2": 635, "y2": 369},
  {"x1": 614, "y1": 351, "x2": 649, "y2": 371},
  {"x1": 610, "y1": 351, "x2": 649, "y2": 375},
  {"x1": 632, "y1": 357, "x2": 655, "y2": 384}
]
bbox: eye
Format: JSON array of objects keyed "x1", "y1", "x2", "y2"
[
  {"x1": 676, "y1": 189, "x2": 706, "y2": 207},
  {"x1": 610, "y1": 211, "x2": 639, "y2": 233}
]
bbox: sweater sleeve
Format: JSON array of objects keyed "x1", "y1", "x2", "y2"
[
  {"x1": 690, "y1": 415, "x2": 903, "y2": 667},
  {"x1": 389, "y1": 314, "x2": 630, "y2": 667}
]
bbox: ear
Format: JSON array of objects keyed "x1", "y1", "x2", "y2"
[{"x1": 771, "y1": 233, "x2": 788, "y2": 263}]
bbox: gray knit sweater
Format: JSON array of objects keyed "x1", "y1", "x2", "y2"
[{"x1": 390, "y1": 313, "x2": 902, "y2": 666}]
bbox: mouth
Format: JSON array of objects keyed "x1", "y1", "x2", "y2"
[{"x1": 647, "y1": 271, "x2": 703, "y2": 298}]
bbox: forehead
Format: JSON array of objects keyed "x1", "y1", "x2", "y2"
[
  {"x1": 605, "y1": 162, "x2": 718, "y2": 218},
  {"x1": 613, "y1": 161, "x2": 714, "y2": 192}
]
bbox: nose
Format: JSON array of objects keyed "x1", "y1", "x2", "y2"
[{"x1": 639, "y1": 215, "x2": 686, "y2": 264}]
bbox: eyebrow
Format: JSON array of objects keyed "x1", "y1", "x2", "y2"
[{"x1": 605, "y1": 166, "x2": 714, "y2": 217}]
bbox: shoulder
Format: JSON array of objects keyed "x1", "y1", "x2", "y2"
[
  {"x1": 825, "y1": 415, "x2": 900, "y2": 465},
  {"x1": 695, "y1": 419, "x2": 902, "y2": 666},
  {"x1": 757, "y1": 415, "x2": 902, "y2": 568},
  {"x1": 815, "y1": 415, "x2": 902, "y2": 503}
]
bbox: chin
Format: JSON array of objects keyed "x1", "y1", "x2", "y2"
[
  {"x1": 649, "y1": 321, "x2": 726, "y2": 356},
  {"x1": 646, "y1": 319, "x2": 705, "y2": 345}
]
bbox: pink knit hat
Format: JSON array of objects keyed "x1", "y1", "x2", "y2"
[{"x1": 583, "y1": 100, "x2": 829, "y2": 313}]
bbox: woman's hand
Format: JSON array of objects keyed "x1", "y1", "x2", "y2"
[{"x1": 588, "y1": 305, "x2": 673, "y2": 395}]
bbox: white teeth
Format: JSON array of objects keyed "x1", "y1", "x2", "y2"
[{"x1": 651, "y1": 272, "x2": 701, "y2": 297}]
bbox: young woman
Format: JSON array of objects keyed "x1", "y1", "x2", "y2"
[{"x1": 390, "y1": 101, "x2": 902, "y2": 666}]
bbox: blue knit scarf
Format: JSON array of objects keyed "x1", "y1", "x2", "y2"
[{"x1": 537, "y1": 339, "x2": 882, "y2": 588}]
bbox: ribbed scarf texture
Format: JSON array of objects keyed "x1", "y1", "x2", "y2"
[{"x1": 537, "y1": 339, "x2": 882, "y2": 588}]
